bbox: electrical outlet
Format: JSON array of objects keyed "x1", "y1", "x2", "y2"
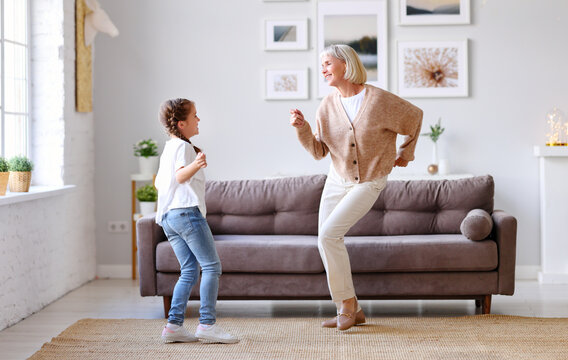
[{"x1": 108, "y1": 221, "x2": 128, "y2": 233}]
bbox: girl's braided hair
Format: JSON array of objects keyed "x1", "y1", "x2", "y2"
[{"x1": 159, "y1": 98, "x2": 201, "y2": 153}]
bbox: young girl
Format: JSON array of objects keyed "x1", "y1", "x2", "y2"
[{"x1": 155, "y1": 98, "x2": 238, "y2": 344}]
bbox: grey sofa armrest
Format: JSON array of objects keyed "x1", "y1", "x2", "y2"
[
  {"x1": 492, "y1": 210, "x2": 517, "y2": 295},
  {"x1": 136, "y1": 214, "x2": 166, "y2": 296}
]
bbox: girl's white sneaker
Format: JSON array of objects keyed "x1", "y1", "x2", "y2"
[
  {"x1": 161, "y1": 325, "x2": 198, "y2": 343},
  {"x1": 195, "y1": 324, "x2": 239, "y2": 344}
]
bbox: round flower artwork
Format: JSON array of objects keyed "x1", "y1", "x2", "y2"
[{"x1": 403, "y1": 46, "x2": 459, "y2": 88}]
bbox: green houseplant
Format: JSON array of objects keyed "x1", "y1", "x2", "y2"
[
  {"x1": 421, "y1": 118, "x2": 445, "y2": 174},
  {"x1": 8, "y1": 156, "x2": 34, "y2": 192},
  {"x1": 136, "y1": 184, "x2": 158, "y2": 216},
  {"x1": 134, "y1": 139, "x2": 159, "y2": 175},
  {"x1": 0, "y1": 157, "x2": 9, "y2": 196}
]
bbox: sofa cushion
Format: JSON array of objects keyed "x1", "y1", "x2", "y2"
[
  {"x1": 346, "y1": 235, "x2": 498, "y2": 273},
  {"x1": 155, "y1": 234, "x2": 498, "y2": 274},
  {"x1": 348, "y1": 175, "x2": 495, "y2": 236},
  {"x1": 156, "y1": 235, "x2": 324, "y2": 274},
  {"x1": 460, "y1": 209, "x2": 493, "y2": 240},
  {"x1": 205, "y1": 175, "x2": 326, "y2": 235}
]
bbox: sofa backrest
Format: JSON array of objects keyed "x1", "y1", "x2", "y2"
[
  {"x1": 205, "y1": 175, "x2": 326, "y2": 235},
  {"x1": 347, "y1": 175, "x2": 494, "y2": 236},
  {"x1": 205, "y1": 174, "x2": 494, "y2": 236}
]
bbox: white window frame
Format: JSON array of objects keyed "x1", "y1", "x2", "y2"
[{"x1": 1, "y1": 0, "x2": 31, "y2": 158}]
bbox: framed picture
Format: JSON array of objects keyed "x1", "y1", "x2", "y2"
[
  {"x1": 265, "y1": 69, "x2": 309, "y2": 100},
  {"x1": 317, "y1": 1, "x2": 388, "y2": 98},
  {"x1": 265, "y1": 19, "x2": 308, "y2": 51},
  {"x1": 397, "y1": 40, "x2": 468, "y2": 98},
  {"x1": 400, "y1": 0, "x2": 470, "y2": 25}
]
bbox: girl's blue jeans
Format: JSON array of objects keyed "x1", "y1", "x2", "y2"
[{"x1": 161, "y1": 207, "x2": 221, "y2": 326}]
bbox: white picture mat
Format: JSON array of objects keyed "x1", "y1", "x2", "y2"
[
  {"x1": 265, "y1": 19, "x2": 308, "y2": 50},
  {"x1": 265, "y1": 69, "x2": 309, "y2": 99},
  {"x1": 317, "y1": 0, "x2": 388, "y2": 98},
  {"x1": 399, "y1": 0, "x2": 470, "y2": 25},
  {"x1": 397, "y1": 40, "x2": 468, "y2": 97}
]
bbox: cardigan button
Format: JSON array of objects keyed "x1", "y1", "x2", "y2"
[
  {"x1": 355, "y1": 177, "x2": 359, "y2": 181},
  {"x1": 353, "y1": 160, "x2": 357, "y2": 164},
  {"x1": 349, "y1": 127, "x2": 353, "y2": 130},
  {"x1": 351, "y1": 143, "x2": 355, "y2": 147}
]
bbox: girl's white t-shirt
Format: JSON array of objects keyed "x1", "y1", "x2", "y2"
[
  {"x1": 340, "y1": 88, "x2": 366, "y2": 123},
  {"x1": 154, "y1": 138, "x2": 206, "y2": 225}
]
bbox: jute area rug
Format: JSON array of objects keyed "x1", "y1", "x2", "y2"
[{"x1": 29, "y1": 315, "x2": 568, "y2": 360}]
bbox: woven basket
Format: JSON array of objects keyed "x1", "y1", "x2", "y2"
[
  {"x1": 0, "y1": 172, "x2": 9, "y2": 196},
  {"x1": 9, "y1": 171, "x2": 32, "y2": 192}
]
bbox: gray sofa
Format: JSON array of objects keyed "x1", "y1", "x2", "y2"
[{"x1": 137, "y1": 175, "x2": 517, "y2": 317}]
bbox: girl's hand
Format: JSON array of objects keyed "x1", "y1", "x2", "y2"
[
  {"x1": 289, "y1": 108, "x2": 305, "y2": 128},
  {"x1": 394, "y1": 157, "x2": 409, "y2": 167},
  {"x1": 194, "y1": 152, "x2": 207, "y2": 169}
]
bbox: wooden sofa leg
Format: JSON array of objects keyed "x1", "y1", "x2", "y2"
[
  {"x1": 481, "y1": 295, "x2": 492, "y2": 314},
  {"x1": 163, "y1": 296, "x2": 172, "y2": 319}
]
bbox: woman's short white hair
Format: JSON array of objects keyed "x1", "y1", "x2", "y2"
[{"x1": 320, "y1": 44, "x2": 367, "y2": 85}]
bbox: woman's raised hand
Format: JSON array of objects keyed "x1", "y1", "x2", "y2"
[
  {"x1": 194, "y1": 152, "x2": 207, "y2": 169},
  {"x1": 289, "y1": 108, "x2": 305, "y2": 128}
]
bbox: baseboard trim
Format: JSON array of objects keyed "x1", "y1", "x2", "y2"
[
  {"x1": 96, "y1": 265, "x2": 131, "y2": 279},
  {"x1": 515, "y1": 265, "x2": 541, "y2": 280},
  {"x1": 537, "y1": 272, "x2": 568, "y2": 284}
]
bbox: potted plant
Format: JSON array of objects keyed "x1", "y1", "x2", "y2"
[
  {"x1": 136, "y1": 184, "x2": 158, "y2": 216},
  {"x1": 421, "y1": 118, "x2": 445, "y2": 174},
  {"x1": 0, "y1": 157, "x2": 9, "y2": 196},
  {"x1": 133, "y1": 138, "x2": 159, "y2": 175},
  {"x1": 8, "y1": 156, "x2": 34, "y2": 192}
]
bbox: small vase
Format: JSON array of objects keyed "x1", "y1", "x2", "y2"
[
  {"x1": 8, "y1": 171, "x2": 32, "y2": 192},
  {"x1": 138, "y1": 156, "x2": 159, "y2": 175},
  {"x1": 0, "y1": 172, "x2": 9, "y2": 195},
  {"x1": 139, "y1": 201, "x2": 156, "y2": 216},
  {"x1": 431, "y1": 142, "x2": 439, "y2": 165}
]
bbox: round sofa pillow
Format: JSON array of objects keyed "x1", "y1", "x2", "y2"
[{"x1": 460, "y1": 209, "x2": 493, "y2": 241}]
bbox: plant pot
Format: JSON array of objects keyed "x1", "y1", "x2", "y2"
[
  {"x1": 138, "y1": 156, "x2": 159, "y2": 175},
  {"x1": 139, "y1": 201, "x2": 156, "y2": 216},
  {"x1": 9, "y1": 171, "x2": 32, "y2": 192},
  {"x1": 0, "y1": 172, "x2": 9, "y2": 196}
]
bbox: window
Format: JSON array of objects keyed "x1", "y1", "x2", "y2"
[{"x1": 1, "y1": 0, "x2": 30, "y2": 158}]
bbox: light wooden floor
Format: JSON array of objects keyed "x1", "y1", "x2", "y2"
[{"x1": 1, "y1": 279, "x2": 567, "y2": 359}]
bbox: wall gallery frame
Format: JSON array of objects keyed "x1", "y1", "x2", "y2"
[
  {"x1": 397, "y1": 40, "x2": 468, "y2": 98},
  {"x1": 400, "y1": 0, "x2": 470, "y2": 25},
  {"x1": 265, "y1": 69, "x2": 309, "y2": 100},
  {"x1": 265, "y1": 19, "x2": 308, "y2": 50},
  {"x1": 317, "y1": 1, "x2": 388, "y2": 98}
]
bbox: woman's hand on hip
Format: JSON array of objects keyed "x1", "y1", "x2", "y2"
[
  {"x1": 394, "y1": 156, "x2": 409, "y2": 167},
  {"x1": 289, "y1": 108, "x2": 305, "y2": 128}
]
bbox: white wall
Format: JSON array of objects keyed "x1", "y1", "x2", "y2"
[
  {"x1": 0, "y1": 0, "x2": 96, "y2": 330},
  {"x1": 94, "y1": 0, "x2": 568, "y2": 273}
]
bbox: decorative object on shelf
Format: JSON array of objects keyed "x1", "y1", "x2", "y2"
[
  {"x1": 545, "y1": 107, "x2": 567, "y2": 146},
  {"x1": 397, "y1": 40, "x2": 469, "y2": 98},
  {"x1": 134, "y1": 139, "x2": 159, "y2": 175},
  {"x1": 265, "y1": 19, "x2": 308, "y2": 51},
  {"x1": 399, "y1": 0, "x2": 471, "y2": 25},
  {"x1": 7, "y1": 156, "x2": 34, "y2": 192},
  {"x1": 265, "y1": 69, "x2": 309, "y2": 100},
  {"x1": 421, "y1": 118, "x2": 445, "y2": 175},
  {"x1": 317, "y1": 0, "x2": 388, "y2": 98},
  {"x1": 136, "y1": 184, "x2": 158, "y2": 216},
  {"x1": 0, "y1": 157, "x2": 9, "y2": 196}
]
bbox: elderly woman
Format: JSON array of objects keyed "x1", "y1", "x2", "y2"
[{"x1": 290, "y1": 44, "x2": 423, "y2": 331}]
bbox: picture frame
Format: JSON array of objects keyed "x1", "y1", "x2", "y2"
[
  {"x1": 399, "y1": 0, "x2": 470, "y2": 25},
  {"x1": 397, "y1": 40, "x2": 468, "y2": 98},
  {"x1": 265, "y1": 19, "x2": 308, "y2": 51},
  {"x1": 265, "y1": 69, "x2": 309, "y2": 100},
  {"x1": 317, "y1": 1, "x2": 388, "y2": 98}
]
